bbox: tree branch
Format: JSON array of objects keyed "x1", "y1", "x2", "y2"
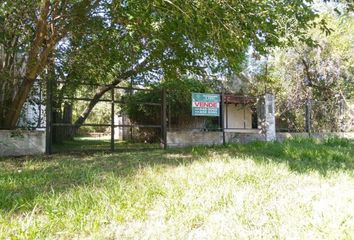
[{"x1": 73, "y1": 59, "x2": 152, "y2": 128}]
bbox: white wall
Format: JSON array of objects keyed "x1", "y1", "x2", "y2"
[
  {"x1": 166, "y1": 131, "x2": 264, "y2": 148},
  {"x1": 223, "y1": 104, "x2": 253, "y2": 129},
  {"x1": 17, "y1": 81, "x2": 46, "y2": 129}
]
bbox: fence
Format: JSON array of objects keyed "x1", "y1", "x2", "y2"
[
  {"x1": 165, "y1": 93, "x2": 275, "y2": 147},
  {"x1": 276, "y1": 98, "x2": 353, "y2": 133},
  {"x1": 45, "y1": 79, "x2": 166, "y2": 154},
  {"x1": 14, "y1": 77, "x2": 354, "y2": 155},
  {"x1": 18, "y1": 85, "x2": 275, "y2": 151}
]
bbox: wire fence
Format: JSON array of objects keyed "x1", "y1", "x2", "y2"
[
  {"x1": 275, "y1": 98, "x2": 353, "y2": 133},
  {"x1": 16, "y1": 77, "x2": 354, "y2": 153},
  {"x1": 48, "y1": 81, "x2": 165, "y2": 153}
]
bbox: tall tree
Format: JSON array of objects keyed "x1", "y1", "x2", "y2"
[
  {"x1": 259, "y1": 9, "x2": 354, "y2": 131},
  {"x1": 0, "y1": 0, "x2": 99, "y2": 129},
  {"x1": 64, "y1": 0, "x2": 330, "y2": 129},
  {"x1": 1, "y1": 0, "x2": 328, "y2": 129}
]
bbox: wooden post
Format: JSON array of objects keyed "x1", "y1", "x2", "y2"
[
  {"x1": 111, "y1": 88, "x2": 115, "y2": 152},
  {"x1": 45, "y1": 78, "x2": 53, "y2": 154},
  {"x1": 161, "y1": 88, "x2": 167, "y2": 149}
]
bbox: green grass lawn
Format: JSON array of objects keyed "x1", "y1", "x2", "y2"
[{"x1": 1, "y1": 138, "x2": 354, "y2": 239}]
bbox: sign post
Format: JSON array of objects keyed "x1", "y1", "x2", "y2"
[{"x1": 192, "y1": 93, "x2": 220, "y2": 117}]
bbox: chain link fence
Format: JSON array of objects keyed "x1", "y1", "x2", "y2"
[{"x1": 276, "y1": 98, "x2": 353, "y2": 133}]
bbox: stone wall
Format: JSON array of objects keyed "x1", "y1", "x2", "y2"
[
  {"x1": 166, "y1": 130, "x2": 264, "y2": 148},
  {"x1": 0, "y1": 130, "x2": 46, "y2": 156},
  {"x1": 226, "y1": 131, "x2": 265, "y2": 144},
  {"x1": 167, "y1": 131, "x2": 222, "y2": 148},
  {"x1": 166, "y1": 130, "x2": 354, "y2": 148},
  {"x1": 276, "y1": 132, "x2": 354, "y2": 141}
]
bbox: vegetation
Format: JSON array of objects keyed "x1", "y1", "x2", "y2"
[
  {"x1": 1, "y1": 0, "x2": 329, "y2": 129},
  {"x1": 124, "y1": 78, "x2": 213, "y2": 126},
  {"x1": 267, "y1": 13, "x2": 354, "y2": 99},
  {"x1": 1, "y1": 138, "x2": 354, "y2": 239},
  {"x1": 0, "y1": 0, "x2": 99, "y2": 129},
  {"x1": 244, "y1": 3, "x2": 354, "y2": 132}
]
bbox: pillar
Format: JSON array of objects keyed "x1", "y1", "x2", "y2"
[{"x1": 258, "y1": 94, "x2": 276, "y2": 141}]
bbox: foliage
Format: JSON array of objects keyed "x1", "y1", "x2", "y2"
[
  {"x1": 49, "y1": 0, "x2": 330, "y2": 129},
  {"x1": 0, "y1": 0, "x2": 335, "y2": 129},
  {"x1": 270, "y1": 13, "x2": 354, "y2": 99},
  {"x1": 246, "y1": 9, "x2": 354, "y2": 132},
  {"x1": 1, "y1": 138, "x2": 354, "y2": 239},
  {"x1": 0, "y1": 0, "x2": 101, "y2": 128},
  {"x1": 62, "y1": 0, "x2": 325, "y2": 82},
  {"x1": 72, "y1": 101, "x2": 112, "y2": 133},
  {"x1": 123, "y1": 78, "x2": 213, "y2": 126}
]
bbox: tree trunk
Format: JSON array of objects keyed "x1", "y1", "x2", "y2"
[
  {"x1": 2, "y1": 77, "x2": 35, "y2": 129},
  {"x1": 72, "y1": 59, "x2": 150, "y2": 131},
  {"x1": 0, "y1": 79, "x2": 15, "y2": 129},
  {"x1": 63, "y1": 102, "x2": 73, "y2": 140},
  {"x1": 73, "y1": 85, "x2": 112, "y2": 129},
  {"x1": 0, "y1": 0, "x2": 65, "y2": 130}
]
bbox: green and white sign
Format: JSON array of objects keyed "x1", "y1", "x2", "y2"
[{"x1": 192, "y1": 93, "x2": 220, "y2": 117}]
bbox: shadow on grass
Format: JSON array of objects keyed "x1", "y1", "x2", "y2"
[
  {"x1": 0, "y1": 149, "x2": 194, "y2": 212},
  {"x1": 216, "y1": 137, "x2": 354, "y2": 175},
  {"x1": 0, "y1": 138, "x2": 353, "y2": 212}
]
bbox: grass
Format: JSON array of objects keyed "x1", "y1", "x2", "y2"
[{"x1": 0, "y1": 138, "x2": 354, "y2": 239}]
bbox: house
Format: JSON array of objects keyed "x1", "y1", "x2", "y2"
[
  {"x1": 17, "y1": 80, "x2": 46, "y2": 129},
  {"x1": 223, "y1": 95, "x2": 258, "y2": 132}
]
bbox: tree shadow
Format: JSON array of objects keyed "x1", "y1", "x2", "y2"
[
  {"x1": 0, "y1": 149, "x2": 197, "y2": 212},
  {"x1": 216, "y1": 138, "x2": 354, "y2": 175}
]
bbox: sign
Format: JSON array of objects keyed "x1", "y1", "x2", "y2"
[{"x1": 192, "y1": 93, "x2": 220, "y2": 117}]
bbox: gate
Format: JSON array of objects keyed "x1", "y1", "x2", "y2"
[{"x1": 46, "y1": 80, "x2": 166, "y2": 154}]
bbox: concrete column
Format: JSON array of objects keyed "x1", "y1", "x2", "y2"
[{"x1": 258, "y1": 94, "x2": 276, "y2": 141}]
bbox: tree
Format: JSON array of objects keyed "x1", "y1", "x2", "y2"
[
  {"x1": 1, "y1": 0, "x2": 328, "y2": 130},
  {"x1": 0, "y1": 0, "x2": 100, "y2": 129},
  {"x1": 124, "y1": 77, "x2": 213, "y2": 126},
  {"x1": 263, "y1": 10, "x2": 354, "y2": 131}
]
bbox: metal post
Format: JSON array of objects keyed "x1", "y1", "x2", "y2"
[
  {"x1": 221, "y1": 93, "x2": 226, "y2": 145},
  {"x1": 287, "y1": 111, "x2": 290, "y2": 133},
  {"x1": 243, "y1": 96, "x2": 246, "y2": 129},
  {"x1": 339, "y1": 98, "x2": 344, "y2": 132},
  {"x1": 161, "y1": 88, "x2": 167, "y2": 149},
  {"x1": 45, "y1": 78, "x2": 53, "y2": 154},
  {"x1": 111, "y1": 88, "x2": 115, "y2": 151},
  {"x1": 225, "y1": 95, "x2": 229, "y2": 129},
  {"x1": 305, "y1": 98, "x2": 312, "y2": 135}
]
